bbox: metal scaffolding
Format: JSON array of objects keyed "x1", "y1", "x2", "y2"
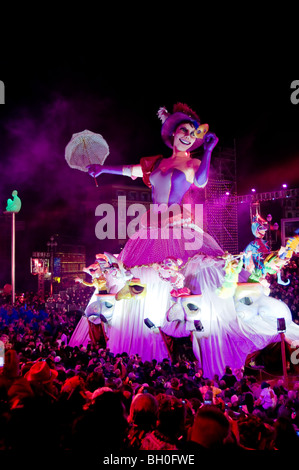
[
  {"x1": 204, "y1": 141, "x2": 299, "y2": 255},
  {"x1": 204, "y1": 142, "x2": 239, "y2": 254}
]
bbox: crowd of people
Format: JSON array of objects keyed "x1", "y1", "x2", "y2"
[
  {"x1": 0, "y1": 339, "x2": 298, "y2": 453},
  {"x1": 0, "y1": 256, "x2": 299, "y2": 453}
]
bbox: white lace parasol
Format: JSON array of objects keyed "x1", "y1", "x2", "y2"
[{"x1": 65, "y1": 129, "x2": 109, "y2": 185}]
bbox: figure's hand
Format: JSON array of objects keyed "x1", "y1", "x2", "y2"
[
  {"x1": 86, "y1": 164, "x2": 103, "y2": 178},
  {"x1": 203, "y1": 132, "x2": 219, "y2": 152}
]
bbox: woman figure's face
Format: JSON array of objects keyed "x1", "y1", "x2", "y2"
[{"x1": 173, "y1": 122, "x2": 196, "y2": 152}]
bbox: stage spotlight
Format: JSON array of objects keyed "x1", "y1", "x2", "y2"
[
  {"x1": 225, "y1": 191, "x2": 230, "y2": 196},
  {"x1": 251, "y1": 188, "x2": 256, "y2": 193},
  {"x1": 277, "y1": 318, "x2": 286, "y2": 333},
  {"x1": 282, "y1": 183, "x2": 287, "y2": 188},
  {"x1": 144, "y1": 318, "x2": 156, "y2": 329},
  {"x1": 194, "y1": 320, "x2": 204, "y2": 332}
]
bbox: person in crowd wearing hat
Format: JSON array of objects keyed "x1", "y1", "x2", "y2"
[
  {"x1": 0, "y1": 349, "x2": 33, "y2": 409},
  {"x1": 6, "y1": 358, "x2": 60, "y2": 450},
  {"x1": 24, "y1": 359, "x2": 59, "y2": 401}
]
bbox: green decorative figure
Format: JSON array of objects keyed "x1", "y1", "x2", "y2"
[{"x1": 6, "y1": 190, "x2": 21, "y2": 213}]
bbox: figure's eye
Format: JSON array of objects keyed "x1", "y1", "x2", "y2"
[
  {"x1": 130, "y1": 285, "x2": 145, "y2": 295},
  {"x1": 240, "y1": 297, "x2": 253, "y2": 305},
  {"x1": 104, "y1": 302, "x2": 114, "y2": 308},
  {"x1": 179, "y1": 126, "x2": 188, "y2": 134},
  {"x1": 187, "y1": 303, "x2": 199, "y2": 312}
]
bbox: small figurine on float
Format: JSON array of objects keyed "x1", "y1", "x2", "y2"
[
  {"x1": 233, "y1": 223, "x2": 299, "y2": 328},
  {"x1": 152, "y1": 257, "x2": 190, "y2": 297},
  {"x1": 72, "y1": 258, "x2": 111, "y2": 348},
  {"x1": 75, "y1": 261, "x2": 107, "y2": 292},
  {"x1": 261, "y1": 230, "x2": 299, "y2": 286},
  {"x1": 216, "y1": 252, "x2": 244, "y2": 298},
  {"x1": 233, "y1": 233, "x2": 299, "y2": 334},
  {"x1": 244, "y1": 222, "x2": 299, "y2": 287},
  {"x1": 95, "y1": 253, "x2": 111, "y2": 270},
  {"x1": 283, "y1": 230, "x2": 299, "y2": 257},
  {"x1": 242, "y1": 211, "x2": 282, "y2": 286},
  {"x1": 276, "y1": 230, "x2": 299, "y2": 264},
  {"x1": 262, "y1": 251, "x2": 290, "y2": 286},
  {"x1": 96, "y1": 252, "x2": 134, "y2": 295},
  {"x1": 243, "y1": 212, "x2": 270, "y2": 280},
  {"x1": 78, "y1": 251, "x2": 146, "y2": 301}
]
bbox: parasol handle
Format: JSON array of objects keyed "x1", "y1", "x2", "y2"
[{"x1": 82, "y1": 139, "x2": 100, "y2": 187}]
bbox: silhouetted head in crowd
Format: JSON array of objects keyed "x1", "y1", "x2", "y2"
[
  {"x1": 189, "y1": 405, "x2": 230, "y2": 449},
  {"x1": 274, "y1": 416, "x2": 299, "y2": 450},
  {"x1": 155, "y1": 394, "x2": 186, "y2": 441},
  {"x1": 128, "y1": 392, "x2": 159, "y2": 432}
]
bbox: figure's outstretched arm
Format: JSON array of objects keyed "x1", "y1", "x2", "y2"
[
  {"x1": 194, "y1": 132, "x2": 218, "y2": 188},
  {"x1": 87, "y1": 163, "x2": 142, "y2": 180}
]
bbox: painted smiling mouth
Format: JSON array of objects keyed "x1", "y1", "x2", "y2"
[
  {"x1": 179, "y1": 138, "x2": 191, "y2": 145},
  {"x1": 257, "y1": 229, "x2": 267, "y2": 236}
]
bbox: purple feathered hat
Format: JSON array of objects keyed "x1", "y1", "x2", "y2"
[{"x1": 158, "y1": 102, "x2": 207, "y2": 151}]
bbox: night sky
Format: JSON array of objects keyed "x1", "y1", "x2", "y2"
[{"x1": 1, "y1": 17, "x2": 299, "y2": 289}]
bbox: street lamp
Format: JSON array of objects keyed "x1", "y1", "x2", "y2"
[
  {"x1": 47, "y1": 235, "x2": 57, "y2": 296},
  {"x1": 4, "y1": 190, "x2": 22, "y2": 305}
]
